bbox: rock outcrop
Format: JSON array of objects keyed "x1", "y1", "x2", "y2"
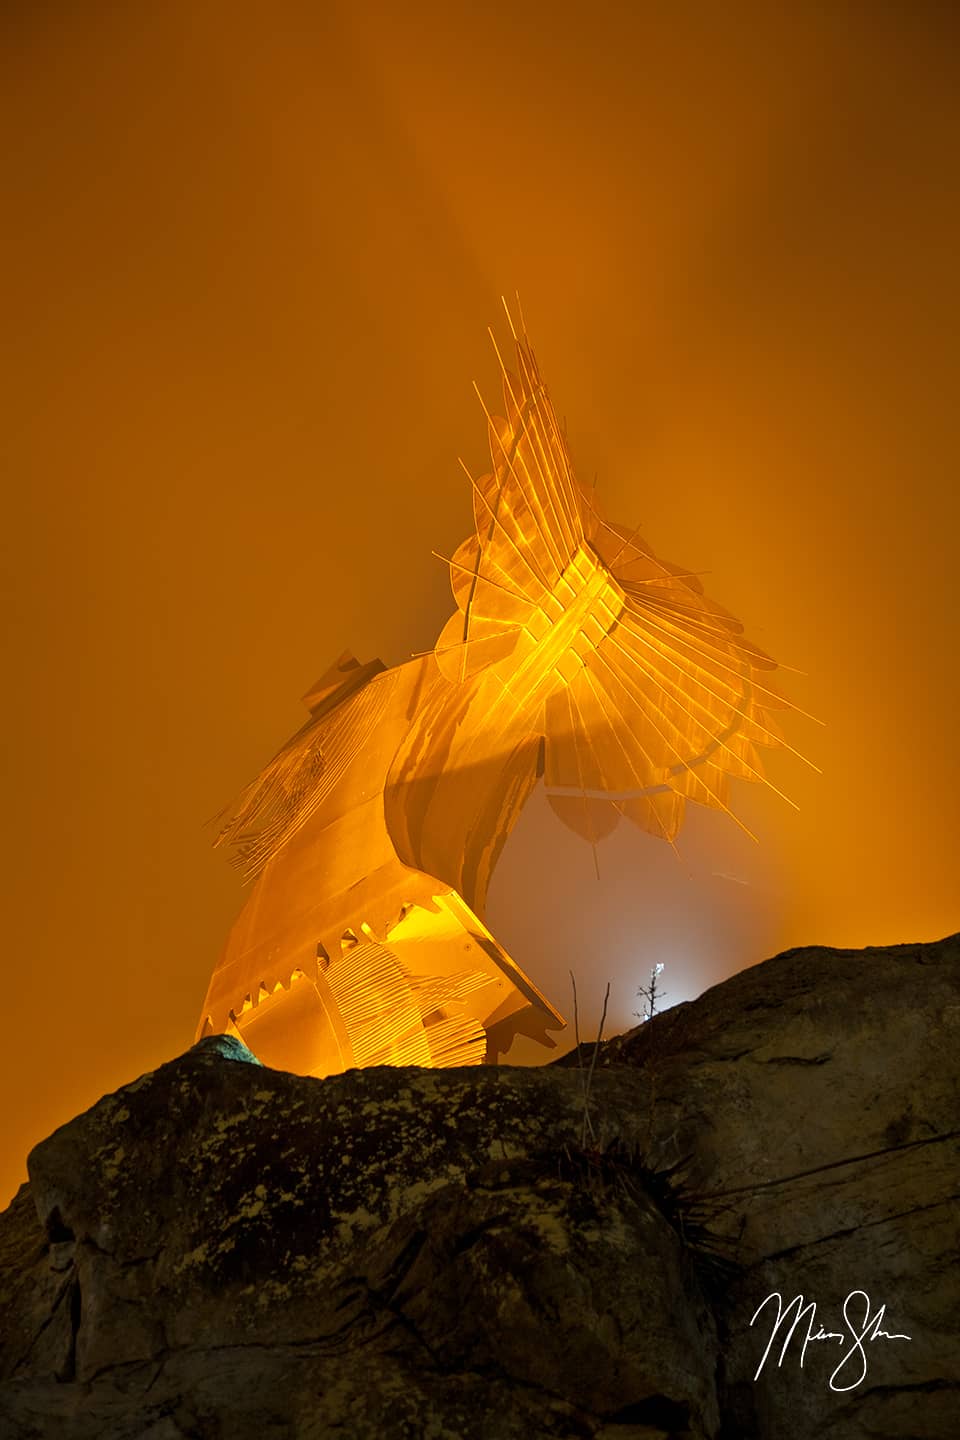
[{"x1": 1, "y1": 934, "x2": 957, "y2": 1439}]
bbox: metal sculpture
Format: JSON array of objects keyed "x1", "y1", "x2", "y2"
[{"x1": 197, "y1": 306, "x2": 801, "y2": 1074}]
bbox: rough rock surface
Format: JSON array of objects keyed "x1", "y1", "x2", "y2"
[{"x1": 0, "y1": 934, "x2": 957, "y2": 1439}]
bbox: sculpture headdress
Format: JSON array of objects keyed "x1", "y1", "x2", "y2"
[{"x1": 428, "y1": 302, "x2": 796, "y2": 851}]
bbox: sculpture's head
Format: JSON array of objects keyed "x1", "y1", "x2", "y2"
[{"x1": 199, "y1": 307, "x2": 814, "y2": 1078}]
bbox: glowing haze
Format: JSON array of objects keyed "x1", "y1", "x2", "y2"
[{"x1": 2, "y1": 1, "x2": 958, "y2": 1205}]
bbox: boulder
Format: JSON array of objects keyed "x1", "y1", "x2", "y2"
[{"x1": 1, "y1": 935, "x2": 957, "y2": 1438}]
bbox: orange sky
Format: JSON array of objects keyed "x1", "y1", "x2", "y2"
[{"x1": 2, "y1": 1, "x2": 958, "y2": 1206}]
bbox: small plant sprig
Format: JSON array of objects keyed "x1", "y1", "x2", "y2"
[
  {"x1": 635, "y1": 961, "x2": 666, "y2": 1024},
  {"x1": 569, "y1": 970, "x2": 611, "y2": 1149},
  {"x1": 634, "y1": 963, "x2": 666, "y2": 1143}
]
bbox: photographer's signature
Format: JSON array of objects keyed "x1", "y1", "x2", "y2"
[{"x1": 751, "y1": 1291, "x2": 911, "y2": 1392}]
